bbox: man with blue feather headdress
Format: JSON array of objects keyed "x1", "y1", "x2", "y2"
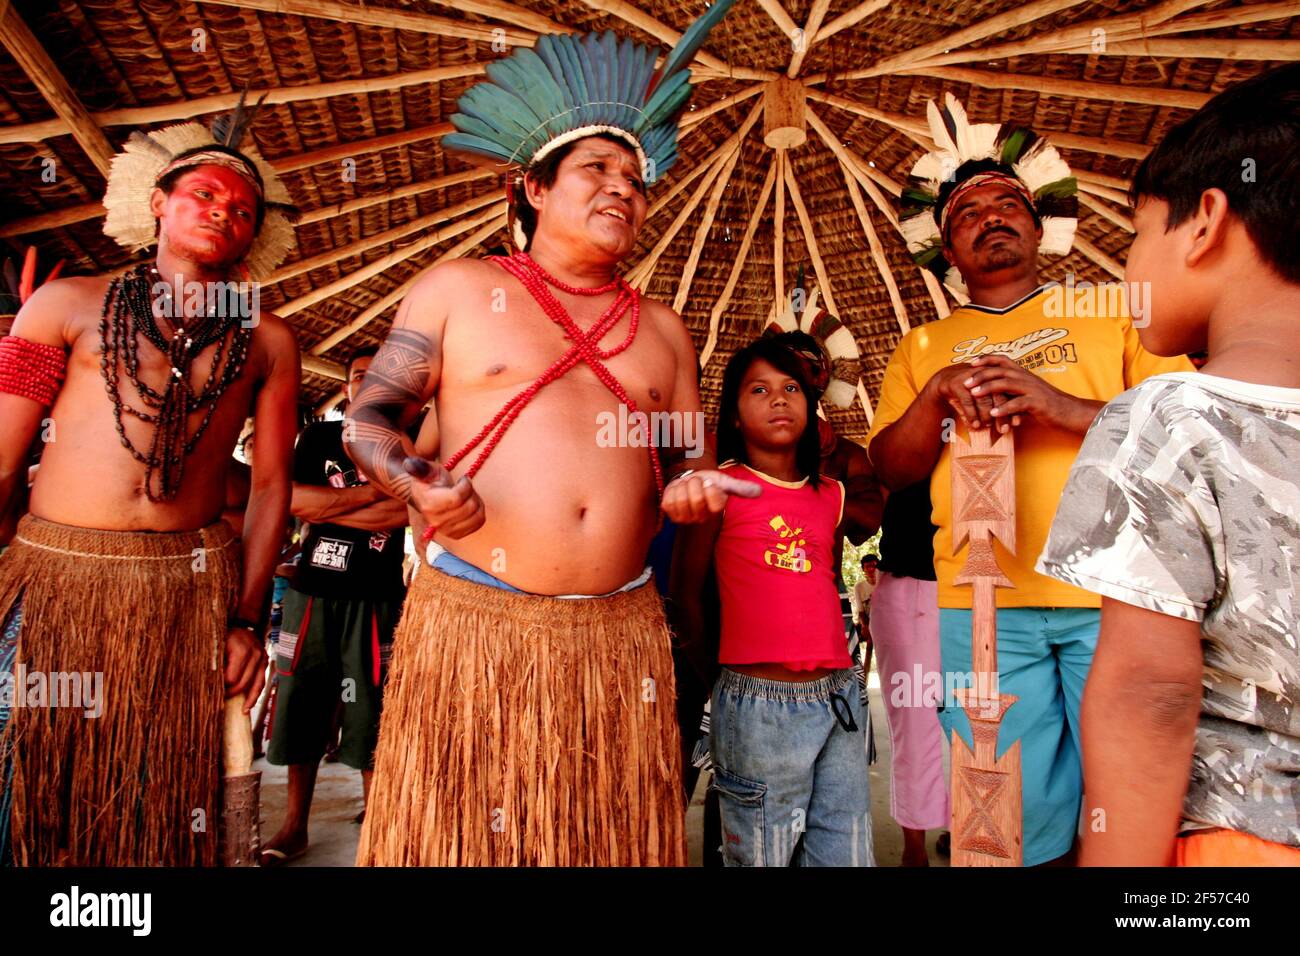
[{"x1": 344, "y1": 2, "x2": 761, "y2": 866}]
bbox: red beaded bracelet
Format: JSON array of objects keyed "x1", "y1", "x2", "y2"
[{"x1": 0, "y1": 335, "x2": 67, "y2": 407}]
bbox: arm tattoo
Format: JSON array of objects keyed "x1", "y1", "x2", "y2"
[{"x1": 344, "y1": 328, "x2": 437, "y2": 502}]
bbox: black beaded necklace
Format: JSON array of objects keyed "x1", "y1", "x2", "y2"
[{"x1": 98, "y1": 262, "x2": 254, "y2": 501}]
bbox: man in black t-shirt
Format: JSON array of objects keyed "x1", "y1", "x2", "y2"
[{"x1": 261, "y1": 348, "x2": 409, "y2": 866}]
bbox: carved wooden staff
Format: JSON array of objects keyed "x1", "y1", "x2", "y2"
[
  {"x1": 219, "y1": 698, "x2": 261, "y2": 866},
  {"x1": 949, "y1": 425, "x2": 1021, "y2": 866}
]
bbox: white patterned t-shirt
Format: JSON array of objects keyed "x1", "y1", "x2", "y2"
[{"x1": 1038, "y1": 372, "x2": 1300, "y2": 847}]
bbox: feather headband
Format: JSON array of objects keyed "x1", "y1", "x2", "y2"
[
  {"x1": 102, "y1": 92, "x2": 298, "y2": 279},
  {"x1": 442, "y1": 0, "x2": 738, "y2": 248},
  {"x1": 899, "y1": 93, "x2": 1078, "y2": 295}
]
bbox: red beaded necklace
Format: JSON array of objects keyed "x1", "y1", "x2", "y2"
[{"x1": 441, "y1": 252, "x2": 664, "y2": 500}]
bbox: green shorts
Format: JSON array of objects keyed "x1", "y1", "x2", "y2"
[{"x1": 267, "y1": 587, "x2": 404, "y2": 771}]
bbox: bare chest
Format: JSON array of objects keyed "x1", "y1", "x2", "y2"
[{"x1": 440, "y1": 282, "x2": 677, "y2": 414}]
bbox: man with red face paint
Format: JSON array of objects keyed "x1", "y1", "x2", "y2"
[
  {"x1": 867, "y1": 98, "x2": 1191, "y2": 866},
  {"x1": 0, "y1": 119, "x2": 300, "y2": 865}
]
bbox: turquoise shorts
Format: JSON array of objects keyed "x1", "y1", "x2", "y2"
[{"x1": 938, "y1": 606, "x2": 1099, "y2": 867}]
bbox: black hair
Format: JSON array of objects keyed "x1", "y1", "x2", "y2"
[
  {"x1": 717, "y1": 338, "x2": 821, "y2": 487},
  {"x1": 347, "y1": 345, "x2": 379, "y2": 376},
  {"x1": 861, "y1": 553, "x2": 877, "y2": 566},
  {"x1": 1130, "y1": 62, "x2": 1300, "y2": 284},
  {"x1": 155, "y1": 145, "x2": 267, "y2": 231},
  {"x1": 769, "y1": 329, "x2": 829, "y2": 398},
  {"x1": 514, "y1": 132, "x2": 644, "y2": 249}
]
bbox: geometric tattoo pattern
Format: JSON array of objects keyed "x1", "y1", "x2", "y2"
[{"x1": 342, "y1": 328, "x2": 437, "y2": 502}]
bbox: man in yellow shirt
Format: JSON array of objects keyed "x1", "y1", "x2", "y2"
[{"x1": 867, "y1": 96, "x2": 1191, "y2": 866}]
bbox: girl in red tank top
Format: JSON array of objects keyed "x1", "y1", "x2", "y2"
[{"x1": 674, "y1": 339, "x2": 874, "y2": 866}]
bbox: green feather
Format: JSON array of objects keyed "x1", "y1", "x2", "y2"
[
  {"x1": 658, "y1": 0, "x2": 738, "y2": 85},
  {"x1": 459, "y1": 84, "x2": 537, "y2": 151},
  {"x1": 1000, "y1": 127, "x2": 1031, "y2": 165},
  {"x1": 577, "y1": 34, "x2": 604, "y2": 133},
  {"x1": 1034, "y1": 176, "x2": 1077, "y2": 200},
  {"x1": 901, "y1": 187, "x2": 938, "y2": 207},
  {"x1": 553, "y1": 36, "x2": 589, "y2": 127},
  {"x1": 642, "y1": 73, "x2": 691, "y2": 130},
  {"x1": 442, "y1": 131, "x2": 513, "y2": 162}
]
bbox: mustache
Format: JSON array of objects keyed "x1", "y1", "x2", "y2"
[{"x1": 976, "y1": 225, "x2": 1019, "y2": 247}]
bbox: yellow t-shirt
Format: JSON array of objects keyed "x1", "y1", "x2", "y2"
[{"x1": 867, "y1": 285, "x2": 1193, "y2": 609}]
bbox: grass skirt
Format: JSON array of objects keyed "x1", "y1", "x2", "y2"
[
  {"x1": 357, "y1": 568, "x2": 686, "y2": 866},
  {"x1": 0, "y1": 514, "x2": 237, "y2": 866}
]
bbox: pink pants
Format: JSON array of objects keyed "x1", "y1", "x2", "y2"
[{"x1": 870, "y1": 571, "x2": 949, "y2": 831}]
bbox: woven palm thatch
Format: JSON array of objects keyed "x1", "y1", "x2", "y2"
[{"x1": 1, "y1": 0, "x2": 1297, "y2": 440}]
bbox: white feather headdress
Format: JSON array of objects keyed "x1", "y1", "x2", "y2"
[{"x1": 900, "y1": 93, "x2": 1078, "y2": 295}]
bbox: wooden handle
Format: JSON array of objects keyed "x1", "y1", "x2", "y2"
[{"x1": 222, "y1": 697, "x2": 254, "y2": 778}]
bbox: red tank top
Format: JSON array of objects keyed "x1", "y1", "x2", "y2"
[{"x1": 715, "y1": 462, "x2": 850, "y2": 670}]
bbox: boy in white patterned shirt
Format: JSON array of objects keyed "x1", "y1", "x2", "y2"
[{"x1": 1038, "y1": 63, "x2": 1300, "y2": 865}]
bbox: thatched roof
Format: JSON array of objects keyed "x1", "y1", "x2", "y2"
[{"x1": 2, "y1": 0, "x2": 1296, "y2": 439}]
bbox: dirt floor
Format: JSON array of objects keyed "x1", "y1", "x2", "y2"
[{"x1": 256, "y1": 671, "x2": 951, "y2": 867}]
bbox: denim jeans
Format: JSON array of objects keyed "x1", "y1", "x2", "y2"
[{"x1": 709, "y1": 667, "x2": 874, "y2": 867}]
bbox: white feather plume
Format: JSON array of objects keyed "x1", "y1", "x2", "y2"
[
  {"x1": 899, "y1": 213, "x2": 939, "y2": 254},
  {"x1": 909, "y1": 151, "x2": 949, "y2": 190},
  {"x1": 1013, "y1": 140, "x2": 1071, "y2": 195},
  {"x1": 964, "y1": 122, "x2": 1000, "y2": 165},
  {"x1": 927, "y1": 97, "x2": 959, "y2": 157},
  {"x1": 799, "y1": 286, "x2": 821, "y2": 322},
  {"x1": 823, "y1": 379, "x2": 856, "y2": 409},
  {"x1": 1039, "y1": 216, "x2": 1077, "y2": 257},
  {"x1": 773, "y1": 296, "x2": 798, "y2": 332},
  {"x1": 822, "y1": 326, "x2": 859, "y2": 361}
]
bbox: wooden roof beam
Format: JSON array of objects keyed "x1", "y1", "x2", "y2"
[
  {"x1": 806, "y1": 105, "x2": 950, "y2": 320},
  {"x1": 806, "y1": 0, "x2": 1214, "y2": 80},
  {"x1": 814, "y1": 0, "x2": 892, "y2": 46},
  {"x1": 302, "y1": 353, "x2": 346, "y2": 381},
  {"x1": 896, "y1": 65, "x2": 1210, "y2": 110},
  {"x1": 627, "y1": 99, "x2": 763, "y2": 287},
  {"x1": 851, "y1": 0, "x2": 1093, "y2": 79},
  {"x1": 0, "y1": 1, "x2": 116, "y2": 176},
  {"x1": 788, "y1": 0, "x2": 832, "y2": 77},
  {"x1": 842, "y1": 167, "x2": 909, "y2": 337},
  {"x1": 699, "y1": 160, "x2": 778, "y2": 369},
  {"x1": 295, "y1": 168, "x2": 497, "y2": 226},
  {"x1": 1092, "y1": 39, "x2": 1300, "y2": 61},
  {"x1": 754, "y1": 0, "x2": 800, "y2": 45},
  {"x1": 278, "y1": 202, "x2": 505, "y2": 317},
  {"x1": 1079, "y1": 192, "x2": 1134, "y2": 233},
  {"x1": 198, "y1": 0, "x2": 537, "y2": 44},
  {"x1": 905, "y1": 4, "x2": 1294, "y2": 70},
  {"x1": 672, "y1": 136, "x2": 747, "y2": 313},
  {"x1": 571, "y1": 0, "x2": 777, "y2": 81},
  {"x1": 268, "y1": 189, "x2": 502, "y2": 285},
  {"x1": 0, "y1": 65, "x2": 479, "y2": 146},
  {"x1": 680, "y1": 83, "x2": 766, "y2": 129},
  {"x1": 309, "y1": 213, "x2": 507, "y2": 355},
  {"x1": 861, "y1": 0, "x2": 1241, "y2": 73},
  {"x1": 806, "y1": 87, "x2": 1152, "y2": 161},
  {"x1": 774, "y1": 149, "x2": 786, "y2": 309},
  {"x1": 1073, "y1": 235, "x2": 1125, "y2": 279},
  {"x1": 1, "y1": 125, "x2": 464, "y2": 237},
  {"x1": 781, "y1": 155, "x2": 838, "y2": 316}
]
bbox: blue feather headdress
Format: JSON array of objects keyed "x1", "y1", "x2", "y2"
[{"x1": 443, "y1": 0, "x2": 737, "y2": 220}]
